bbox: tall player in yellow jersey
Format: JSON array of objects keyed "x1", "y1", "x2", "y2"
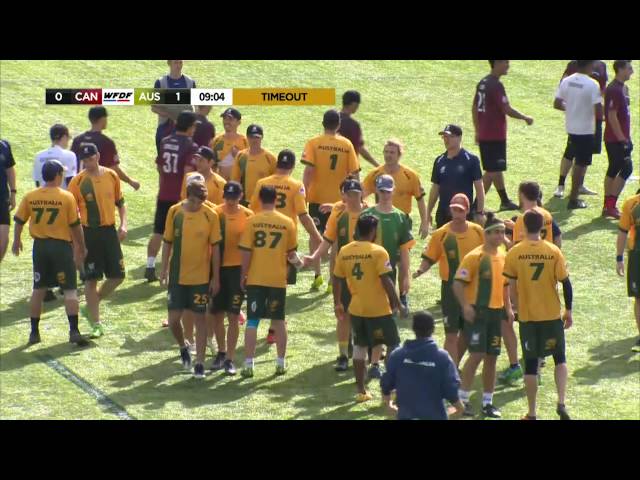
[
  {"x1": 504, "y1": 210, "x2": 573, "y2": 420},
  {"x1": 13, "y1": 160, "x2": 89, "y2": 346},
  {"x1": 302, "y1": 110, "x2": 359, "y2": 290},
  {"x1": 413, "y1": 193, "x2": 484, "y2": 366},
  {"x1": 68, "y1": 144, "x2": 127, "y2": 339},
  {"x1": 453, "y1": 213, "x2": 514, "y2": 419},
  {"x1": 209, "y1": 182, "x2": 253, "y2": 375},
  {"x1": 333, "y1": 215, "x2": 401, "y2": 402},
  {"x1": 616, "y1": 193, "x2": 640, "y2": 352},
  {"x1": 239, "y1": 186, "x2": 299, "y2": 377},
  {"x1": 180, "y1": 146, "x2": 226, "y2": 205},
  {"x1": 231, "y1": 124, "x2": 277, "y2": 206},
  {"x1": 160, "y1": 181, "x2": 222, "y2": 379},
  {"x1": 210, "y1": 108, "x2": 247, "y2": 180}
]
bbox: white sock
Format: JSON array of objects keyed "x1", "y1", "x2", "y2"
[
  {"x1": 245, "y1": 358, "x2": 254, "y2": 368},
  {"x1": 147, "y1": 257, "x2": 156, "y2": 268},
  {"x1": 276, "y1": 357, "x2": 285, "y2": 367},
  {"x1": 459, "y1": 389, "x2": 470, "y2": 403},
  {"x1": 482, "y1": 392, "x2": 493, "y2": 406}
]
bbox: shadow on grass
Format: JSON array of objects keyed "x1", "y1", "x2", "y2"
[
  {"x1": 560, "y1": 215, "x2": 618, "y2": 241},
  {"x1": 0, "y1": 338, "x2": 96, "y2": 373},
  {"x1": 573, "y1": 336, "x2": 640, "y2": 385},
  {"x1": 286, "y1": 291, "x2": 331, "y2": 314},
  {"x1": 121, "y1": 223, "x2": 153, "y2": 246},
  {"x1": 106, "y1": 278, "x2": 166, "y2": 308}
]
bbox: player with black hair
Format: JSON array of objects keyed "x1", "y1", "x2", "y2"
[{"x1": 338, "y1": 90, "x2": 379, "y2": 167}]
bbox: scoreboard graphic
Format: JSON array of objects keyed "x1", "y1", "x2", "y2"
[{"x1": 45, "y1": 88, "x2": 335, "y2": 106}]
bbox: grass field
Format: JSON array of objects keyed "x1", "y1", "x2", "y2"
[{"x1": 1, "y1": 60, "x2": 638, "y2": 420}]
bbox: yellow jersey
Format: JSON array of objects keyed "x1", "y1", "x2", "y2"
[
  {"x1": 163, "y1": 201, "x2": 222, "y2": 285},
  {"x1": 423, "y1": 222, "x2": 485, "y2": 282},
  {"x1": 503, "y1": 240, "x2": 569, "y2": 322},
  {"x1": 239, "y1": 210, "x2": 298, "y2": 288},
  {"x1": 68, "y1": 167, "x2": 124, "y2": 227},
  {"x1": 619, "y1": 194, "x2": 640, "y2": 252},
  {"x1": 210, "y1": 133, "x2": 248, "y2": 166},
  {"x1": 250, "y1": 174, "x2": 307, "y2": 225},
  {"x1": 362, "y1": 165, "x2": 424, "y2": 215},
  {"x1": 334, "y1": 241, "x2": 394, "y2": 317},
  {"x1": 455, "y1": 246, "x2": 507, "y2": 309},
  {"x1": 180, "y1": 171, "x2": 226, "y2": 205},
  {"x1": 14, "y1": 186, "x2": 80, "y2": 242},
  {"x1": 323, "y1": 201, "x2": 368, "y2": 252},
  {"x1": 231, "y1": 148, "x2": 277, "y2": 200},
  {"x1": 301, "y1": 133, "x2": 359, "y2": 204},
  {"x1": 512, "y1": 206, "x2": 554, "y2": 243},
  {"x1": 215, "y1": 204, "x2": 254, "y2": 267}
]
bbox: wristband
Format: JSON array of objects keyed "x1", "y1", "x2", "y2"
[{"x1": 616, "y1": 255, "x2": 623, "y2": 262}]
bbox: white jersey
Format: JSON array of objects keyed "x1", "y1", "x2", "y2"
[
  {"x1": 33, "y1": 145, "x2": 77, "y2": 187},
  {"x1": 555, "y1": 73, "x2": 602, "y2": 135}
]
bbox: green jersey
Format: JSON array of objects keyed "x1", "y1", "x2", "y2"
[{"x1": 359, "y1": 206, "x2": 416, "y2": 266}]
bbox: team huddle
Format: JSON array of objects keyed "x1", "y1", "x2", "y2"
[{"x1": 0, "y1": 59, "x2": 638, "y2": 420}]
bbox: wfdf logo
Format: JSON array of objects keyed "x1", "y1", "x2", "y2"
[{"x1": 102, "y1": 89, "x2": 134, "y2": 105}]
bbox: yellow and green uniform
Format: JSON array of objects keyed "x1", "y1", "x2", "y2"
[
  {"x1": 359, "y1": 206, "x2": 415, "y2": 269},
  {"x1": 323, "y1": 201, "x2": 368, "y2": 251},
  {"x1": 249, "y1": 174, "x2": 307, "y2": 227},
  {"x1": 209, "y1": 133, "x2": 248, "y2": 167},
  {"x1": 619, "y1": 194, "x2": 640, "y2": 298},
  {"x1": 231, "y1": 148, "x2": 277, "y2": 201},
  {"x1": 180, "y1": 171, "x2": 226, "y2": 205},
  {"x1": 362, "y1": 165, "x2": 424, "y2": 215},
  {"x1": 14, "y1": 186, "x2": 81, "y2": 290},
  {"x1": 512, "y1": 206, "x2": 554, "y2": 243}
]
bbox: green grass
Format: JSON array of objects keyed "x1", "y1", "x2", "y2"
[{"x1": 1, "y1": 60, "x2": 639, "y2": 420}]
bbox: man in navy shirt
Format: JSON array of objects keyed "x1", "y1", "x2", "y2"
[
  {"x1": 381, "y1": 311, "x2": 463, "y2": 420},
  {"x1": 426, "y1": 124, "x2": 486, "y2": 229},
  {"x1": 0, "y1": 139, "x2": 17, "y2": 263}
]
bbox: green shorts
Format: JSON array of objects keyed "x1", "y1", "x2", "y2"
[
  {"x1": 519, "y1": 320, "x2": 566, "y2": 360},
  {"x1": 246, "y1": 285, "x2": 286, "y2": 320},
  {"x1": 465, "y1": 306, "x2": 505, "y2": 355},
  {"x1": 168, "y1": 283, "x2": 209, "y2": 313},
  {"x1": 83, "y1": 226, "x2": 125, "y2": 281},
  {"x1": 32, "y1": 238, "x2": 77, "y2": 290},
  {"x1": 308, "y1": 203, "x2": 330, "y2": 234},
  {"x1": 210, "y1": 266, "x2": 244, "y2": 314},
  {"x1": 627, "y1": 250, "x2": 640, "y2": 298},
  {"x1": 441, "y1": 281, "x2": 464, "y2": 334},
  {"x1": 350, "y1": 314, "x2": 400, "y2": 348}
]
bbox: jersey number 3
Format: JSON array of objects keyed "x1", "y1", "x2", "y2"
[{"x1": 162, "y1": 152, "x2": 179, "y2": 173}]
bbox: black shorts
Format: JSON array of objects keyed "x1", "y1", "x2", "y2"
[
  {"x1": 605, "y1": 142, "x2": 634, "y2": 179},
  {"x1": 465, "y1": 306, "x2": 505, "y2": 355},
  {"x1": 627, "y1": 250, "x2": 640, "y2": 298},
  {"x1": 593, "y1": 120, "x2": 603, "y2": 154},
  {"x1": 479, "y1": 141, "x2": 507, "y2": 172},
  {"x1": 308, "y1": 203, "x2": 331, "y2": 234},
  {"x1": 83, "y1": 226, "x2": 125, "y2": 281},
  {"x1": 0, "y1": 199, "x2": 9, "y2": 225},
  {"x1": 351, "y1": 314, "x2": 400, "y2": 348},
  {"x1": 246, "y1": 285, "x2": 286, "y2": 320},
  {"x1": 210, "y1": 266, "x2": 245, "y2": 314},
  {"x1": 153, "y1": 199, "x2": 175, "y2": 235},
  {"x1": 519, "y1": 320, "x2": 565, "y2": 361},
  {"x1": 168, "y1": 283, "x2": 209, "y2": 313},
  {"x1": 563, "y1": 134, "x2": 594, "y2": 166},
  {"x1": 441, "y1": 281, "x2": 464, "y2": 334},
  {"x1": 32, "y1": 238, "x2": 77, "y2": 290}
]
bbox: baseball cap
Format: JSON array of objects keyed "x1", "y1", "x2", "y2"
[
  {"x1": 277, "y1": 149, "x2": 296, "y2": 169},
  {"x1": 342, "y1": 178, "x2": 362, "y2": 193},
  {"x1": 223, "y1": 181, "x2": 243, "y2": 199},
  {"x1": 375, "y1": 174, "x2": 395, "y2": 192},
  {"x1": 186, "y1": 173, "x2": 205, "y2": 185},
  {"x1": 246, "y1": 124, "x2": 263, "y2": 138},
  {"x1": 196, "y1": 146, "x2": 215, "y2": 161},
  {"x1": 220, "y1": 107, "x2": 241, "y2": 120},
  {"x1": 77, "y1": 143, "x2": 99, "y2": 160},
  {"x1": 449, "y1": 193, "x2": 471, "y2": 212},
  {"x1": 41, "y1": 159, "x2": 66, "y2": 181},
  {"x1": 439, "y1": 124, "x2": 463, "y2": 137}
]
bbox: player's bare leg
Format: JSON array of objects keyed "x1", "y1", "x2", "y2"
[
  {"x1": 145, "y1": 234, "x2": 163, "y2": 281},
  {"x1": 458, "y1": 352, "x2": 483, "y2": 416},
  {"x1": 635, "y1": 299, "x2": 640, "y2": 335},
  {"x1": 568, "y1": 165, "x2": 587, "y2": 208},
  {"x1": 353, "y1": 346, "x2": 368, "y2": 397},
  {"x1": 309, "y1": 237, "x2": 322, "y2": 284},
  {"x1": 226, "y1": 313, "x2": 240, "y2": 361},
  {"x1": 84, "y1": 280, "x2": 101, "y2": 324},
  {"x1": 554, "y1": 362, "x2": 567, "y2": 406},
  {"x1": 97, "y1": 278, "x2": 123, "y2": 301},
  {"x1": 457, "y1": 334, "x2": 468, "y2": 365},
  {"x1": 242, "y1": 319, "x2": 259, "y2": 376},
  {"x1": 182, "y1": 310, "x2": 195, "y2": 347},
  {"x1": 273, "y1": 319, "x2": 287, "y2": 373},
  {"x1": 213, "y1": 312, "x2": 226, "y2": 352},
  {"x1": 444, "y1": 333, "x2": 459, "y2": 367},
  {"x1": 193, "y1": 312, "x2": 207, "y2": 366},
  {"x1": 0, "y1": 225, "x2": 9, "y2": 263},
  {"x1": 168, "y1": 310, "x2": 186, "y2": 347},
  {"x1": 555, "y1": 157, "x2": 573, "y2": 197},
  {"x1": 29, "y1": 288, "x2": 46, "y2": 319},
  {"x1": 524, "y1": 374, "x2": 538, "y2": 418},
  {"x1": 482, "y1": 172, "x2": 494, "y2": 195},
  {"x1": 501, "y1": 320, "x2": 519, "y2": 366},
  {"x1": 336, "y1": 312, "x2": 351, "y2": 356}
]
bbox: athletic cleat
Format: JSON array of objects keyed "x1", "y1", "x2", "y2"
[
  {"x1": 144, "y1": 267, "x2": 158, "y2": 283},
  {"x1": 553, "y1": 185, "x2": 565, "y2": 198},
  {"x1": 399, "y1": 295, "x2": 410, "y2": 318},
  {"x1": 567, "y1": 199, "x2": 587, "y2": 210},
  {"x1": 602, "y1": 207, "x2": 621, "y2": 219},
  {"x1": 193, "y1": 363, "x2": 205, "y2": 379},
  {"x1": 355, "y1": 391, "x2": 373, "y2": 403},
  {"x1": 69, "y1": 331, "x2": 89, "y2": 346},
  {"x1": 266, "y1": 329, "x2": 276, "y2": 345},
  {"x1": 223, "y1": 359, "x2": 237, "y2": 375},
  {"x1": 210, "y1": 352, "x2": 226, "y2": 371},
  {"x1": 161, "y1": 319, "x2": 169, "y2": 328},
  {"x1": 43, "y1": 289, "x2": 57, "y2": 302},
  {"x1": 238, "y1": 311, "x2": 246, "y2": 326},
  {"x1": 632, "y1": 339, "x2": 640, "y2": 353},
  {"x1": 579, "y1": 185, "x2": 598, "y2": 196},
  {"x1": 463, "y1": 402, "x2": 475, "y2": 417},
  {"x1": 89, "y1": 323, "x2": 104, "y2": 339},
  {"x1": 275, "y1": 364, "x2": 287, "y2": 376},
  {"x1": 367, "y1": 363, "x2": 382, "y2": 380},
  {"x1": 499, "y1": 201, "x2": 520, "y2": 212},
  {"x1": 28, "y1": 331, "x2": 41, "y2": 345},
  {"x1": 482, "y1": 404, "x2": 502, "y2": 418},
  {"x1": 521, "y1": 414, "x2": 537, "y2": 420},
  {"x1": 499, "y1": 365, "x2": 523, "y2": 383},
  {"x1": 180, "y1": 346, "x2": 192, "y2": 370},
  {"x1": 556, "y1": 404, "x2": 571, "y2": 420},
  {"x1": 310, "y1": 275, "x2": 324, "y2": 291},
  {"x1": 335, "y1": 355, "x2": 349, "y2": 372},
  {"x1": 241, "y1": 366, "x2": 254, "y2": 378}
]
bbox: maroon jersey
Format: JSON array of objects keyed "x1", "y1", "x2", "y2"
[
  {"x1": 562, "y1": 61, "x2": 607, "y2": 120},
  {"x1": 71, "y1": 130, "x2": 119, "y2": 171},
  {"x1": 156, "y1": 134, "x2": 197, "y2": 202},
  {"x1": 474, "y1": 75, "x2": 508, "y2": 141},
  {"x1": 193, "y1": 114, "x2": 215, "y2": 147},
  {"x1": 338, "y1": 112, "x2": 364, "y2": 155},
  {"x1": 604, "y1": 80, "x2": 631, "y2": 143}
]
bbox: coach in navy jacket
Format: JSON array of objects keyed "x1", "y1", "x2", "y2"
[{"x1": 381, "y1": 312, "x2": 463, "y2": 420}]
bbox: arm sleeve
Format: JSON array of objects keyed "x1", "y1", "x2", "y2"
[
  {"x1": 300, "y1": 140, "x2": 315, "y2": 167},
  {"x1": 287, "y1": 220, "x2": 298, "y2": 251},
  {"x1": 503, "y1": 251, "x2": 517, "y2": 279},
  {"x1": 163, "y1": 207, "x2": 175, "y2": 243},
  {"x1": 399, "y1": 215, "x2": 416, "y2": 250},
  {"x1": 333, "y1": 254, "x2": 345, "y2": 278},
  {"x1": 249, "y1": 183, "x2": 260, "y2": 213},
  {"x1": 430, "y1": 158, "x2": 440, "y2": 185},
  {"x1": 619, "y1": 199, "x2": 632, "y2": 232},
  {"x1": 238, "y1": 221, "x2": 253, "y2": 251},
  {"x1": 14, "y1": 196, "x2": 30, "y2": 224},
  {"x1": 471, "y1": 157, "x2": 483, "y2": 181},
  {"x1": 555, "y1": 250, "x2": 569, "y2": 282},
  {"x1": 592, "y1": 82, "x2": 603, "y2": 105},
  {"x1": 67, "y1": 195, "x2": 80, "y2": 226},
  {"x1": 412, "y1": 172, "x2": 425, "y2": 200},
  {"x1": 5, "y1": 142, "x2": 15, "y2": 168},
  {"x1": 210, "y1": 212, "x2": 222, "y2": 245},
  {"x1": 294, "y1": 184, "x2": 308, "y2": 216},
  {"x1": 555, "y1": 80, "x2": 566, "y2": 101},
  {"x1": 423, "y1": 231, "x2": 441, "y2": 262},
  {"x1": 454, "y1": 253, "x2": 476, "y2": 283},
  {"x1": 323, "y1": 207, "x2": 339, "y2": 243},
  {"x1": 376, "y1": 249, "x2": 393, "y2": 277},
  {"x1": 348, "y1": 143, "x2": 359, "y2": 173},
  {"x1": 561, "y1": 277, "x2": 573, "y2": 310},
  {"x1": 113, "y1": 173, "x2": 124, "y2": 206}
]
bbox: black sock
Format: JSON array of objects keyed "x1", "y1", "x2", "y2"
[
  {"x1": 510, "y1": 363, "x2": 520, "y2": 369},
  {"x1": 30, "y1": 317, "x2": 40, "y2": 332},
  {"x1": 68, "y1": 314, "x2": 79, "y2": 332},
  {"x1": 497, "y1": 189, "x2": 510, "y2": 203},
  {"x1": 314, "y1": 273, "x2": 320, "y2": 279},
  {"x1": 559, "y1": 175, "x2": 566, "y2": 187}
]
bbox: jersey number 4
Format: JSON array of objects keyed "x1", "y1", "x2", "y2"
[
  {"x1": 352, "y1": 262, "x2": 364, "y2": 280},
  {"x1": 162, "y1": 152, "x2": 179, "y2": 173}
]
